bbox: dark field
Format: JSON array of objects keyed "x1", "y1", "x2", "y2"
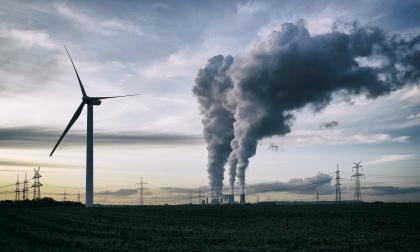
[{"x1": 1, "y1": 203, "x2": 419, "y2": 251}]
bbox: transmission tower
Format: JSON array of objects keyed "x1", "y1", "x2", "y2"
[
  {"x1": 63, "y1": 189, "x2": 67, "y2": 201},
  {"x1": 197, "y1": 189, "x2": 204, "y2": 204},
  {"x1": 136, "y1": 177, "x2": 148, "y2": 206},
  {"x1": 335, "y1": 164, "x2": 342, "y2": 203},
  {"x1": 77, "y1": 191, "x2": 81, "y2": 203},
  {"x1": 22, "y1": 172, "x2": 29, "y2": 200},
  {"x1": 189, "y1": 190, "x2": 192, "y2": 204},
  {"x1": 351, "y1": 161, "x2": 365, "y2": 201},
  {"x1": 32, "y1": 167, "x2": 43, "y2": 200},
  {"x1": 14, "y1": 175, "x2": 20, "y2": 201},
  {"x1": 316, "y1": 190, "x2": 319, "y2": 203}
]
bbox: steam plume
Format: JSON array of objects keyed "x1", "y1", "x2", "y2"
[
  {"x1": 195, "y1": 20, "x2": 420, "y2": 197},
  {"x1": 192, "y1": 55, "x2": 235, "y2": 199}
]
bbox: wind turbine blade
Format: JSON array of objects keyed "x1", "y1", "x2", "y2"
[
  {"x1": 92, "y1": 94, "x2": 140, "y2": 100},
  {"x1": 50, "y1": 101, "x2": 85, "y2": 157},
  {"x1": 64, "y1": 46, "x2": 87, "y2": 97}
]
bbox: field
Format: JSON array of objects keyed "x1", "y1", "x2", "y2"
[{"x1": 0, "y1": 203, "x2": 419, "y2": 251}]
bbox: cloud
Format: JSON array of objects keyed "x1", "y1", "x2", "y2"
[
  {"x1": 0, "y1": 23, "x2": 59, "y2": 50},
  {"x1": 246, "y1": 173, "x2": 333, "y2": 195},
  {"x1": 96, "y1": 188, "x2": 145, "y2": 197},
  {"x1": 320, "y1": 121, "x2": 339, "y2": 129},
  {"x1": 236, "y1": 2, "x2": 265, "y2": 16},
  {"x1": 285, "y1": 131, "x2": 410, "y2": 146},
  {"x1": 160, "y1": 186, "x2": 210, "y2": 194},
  {"x1": 367, "y1": 154, "x2": 417, "y2": 165},
  {"x1": 161, "y1": 173, "x2": 333, "y2": 195},
  {"x1": 0, "y1": 126, "x2": 203, "y2": 149},
  {"x1": 363, "y1": 186, "x2": 420, "y2": 195},
  {"x1": 55, "y1": 3, "x2": 141, "y2": 36},
  {"x1": 408, "y1": 112, "x2": 420, "y2": 119},
  {"x1": 0, "y1": 158, "x2": 78, "y2": 169}
]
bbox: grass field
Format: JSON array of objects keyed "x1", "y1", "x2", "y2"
[{"x1": 0, "y1": 203, "x2": 419, "y2": 251}]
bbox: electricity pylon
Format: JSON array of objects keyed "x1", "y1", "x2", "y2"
[
  {"x1": 197, "y1": 189, "x2": 204, "y2": 204},
  {"x1": 136, "y1": 177, "x2": 148, "y2": 206},
  {"x1": 335, "y1": 164, "x2": 342, "y2": 203},
  {"x1": 351, "y1": 161, "x2": 365, "y2": 201},
  {"x1": 316, "y1": 190, "x2": 319, "y2": 203},
  {"x1": 22, "y1": 172, "x2": 29, "y2": 200},
  {"x1": 32, "y1": 167, "x2": 43, "y2": 200},
  {"x1": 14, "y1": 175, "x2": 20, "y2": 201}
]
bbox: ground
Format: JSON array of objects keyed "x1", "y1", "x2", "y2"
[{"x1": 0, "y1": 203, "x2": 419, "y2": 251}]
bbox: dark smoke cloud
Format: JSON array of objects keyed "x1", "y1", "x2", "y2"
[
  {"x1": 320, "y1": 121, "x2": 339, "y2": 129},
  {"x1": 223, "y1": 20, "x2": 419, "y2": 193},
  {"x1": 192, "y1": 55, "x2": 235, "y2": 199}
]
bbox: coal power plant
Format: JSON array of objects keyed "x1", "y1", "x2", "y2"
[{"x1": 193, "y1": 21, "x2": 420, "y2": 204}]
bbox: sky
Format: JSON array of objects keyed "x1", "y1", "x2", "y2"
[{"x1": 0, "y1": 0, "x2": 419, "y2": 204}]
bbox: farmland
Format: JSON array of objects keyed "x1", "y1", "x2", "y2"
[{"x1": 0, "y1": 203, "x2": 419, "y2": 251}]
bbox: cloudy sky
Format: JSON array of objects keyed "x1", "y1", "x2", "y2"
[{"x1": 0, "y1": 0, "x2": 419, "y2": 204}]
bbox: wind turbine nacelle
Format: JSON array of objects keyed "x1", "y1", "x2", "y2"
[{"x1": 88, "y1": 99, "x2": 101, "y2": 105}]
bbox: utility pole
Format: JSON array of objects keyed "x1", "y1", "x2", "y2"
[
  {"x1": 63, "y1": 189, "x2": 67, "y2": 201},
  {"x1": 335, "y1": 164, "x2": 342, "y2": 203},
  {"x1": 351, "y1": 161, "x2": 365, "y2": 201},
  {"x1": 189, "y1": 190, "x2": 192, "y2": 204},
  {"x1": 77, "y1": 191, "x2": 81, "y2": 203},
  {"x1": 22, "y1": 172, "x2": 28, "y2": 200},
  {"x1": 136, "y1": 177, "x2": 148, "y2": 206},
  {"x1": 32, "y1": 167, "x2": 43, "y2": 200},
  {"x1": 14, "y1": 175, "x2": 20, "y2": 201}
]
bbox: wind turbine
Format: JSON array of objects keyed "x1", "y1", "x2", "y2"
[{"x1": 50, "y1": 46, "x2": 138, "y2": 207}]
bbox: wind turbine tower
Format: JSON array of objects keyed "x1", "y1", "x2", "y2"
[
  {"x1": 351, "y1": 161, "x2": 365, "y2": 201},
  {"x1": 50, "y1": 47, "x2": 138, "y2": 207}
]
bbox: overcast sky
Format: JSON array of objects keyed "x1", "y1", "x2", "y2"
[{"x1": 0, "y1": 0, "x2": 419, "y2": 204}]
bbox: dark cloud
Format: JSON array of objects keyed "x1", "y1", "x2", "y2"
[
  {"x1": 363, "y1": 186, "x2": 420, "y2": 195},
  {"x1": 95, "y1": 188, "x2": 152, "y2": 197},
  {"x1": 0, "y1": 126, "x2": 203, "y2": 148},
  {"x1": 192, "y1": 55, "x2": 235, "y2": 199},
  {"x1": 196, "y1": 20, "x2": 420, "y2": 195},
  {"x1": 160, "y1": 186, "x2": 210, "y2": 194},
  {"x1": 161, "y1": 173, "x2": 332, "y2": 195},
  {"x1": 247, "y1": 173, "x2": 333, "y2": 195},
  {"x1": 0, "y1": 159, "x2": 78, "y2": 169},
  {"x1": 320, "y1": 121, "x2": 339, "y2": 129}
]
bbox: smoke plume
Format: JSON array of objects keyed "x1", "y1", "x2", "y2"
[
  {"x1": 192, "y1": 55, "x2": 235, "y2": 199},
  {"x1": 194, "y1": 20, "x2": 420, "y2": 197}
]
